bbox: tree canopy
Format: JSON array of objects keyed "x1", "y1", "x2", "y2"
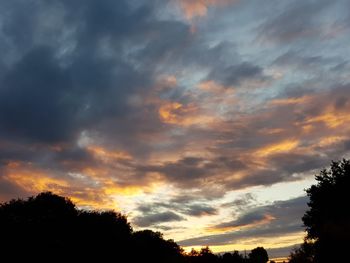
[
  {"x1": 0, "y1": 191, "x2": 268, "y2": 263},
  {"x1": 248, "y1": 247, "x2": 268, "y2": 263},
  {"x1": 289, "y1": 159, "x2": 350, "y2": 263}
]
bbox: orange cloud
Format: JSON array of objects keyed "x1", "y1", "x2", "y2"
[
  {"x1": 317, "y1": 136, "x2": 345, "y2": 147},
  {"x1": 159, "y1": 102, "x2": 184, "y2": 124},
  {"x1": 303, "y1": 109, "x2": 350, "y2": 128},
  {"x1": 177, "y1": 0, "x2": 234, "y2": 20},
  {"x1": 5, "y1": 168, "x2": 68, "y2": 194},
  {"x1": 255, "y1": 140, "x2": 299, "y2": 157},
  {"x1": 197, "y1": 80, "x2": 232, "y2": 93},
  {"x1": 87, "y1": 145, "x2": 132, "y2": 162},
  {"x1": 158, "y1": 101, "x2": 213, "y2": 126}
]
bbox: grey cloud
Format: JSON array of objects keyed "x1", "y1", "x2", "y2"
[
  {"x1": 133, "y1": 211, "x2": 184, "y2": 227},
  {"x1": 258, "y1": 0, "x2": 331, "y2": 43},
  {"x1": 215, "y1": 213, "x2": 268, "y2": 230},
  {"x1": 136, "y1": 200, "x2": 218, "y2": 219},
  {"x1": 185, "y1": 204, "x2": 218, "y2": 217},
  {"x1": 208, "y1": 62, "x2": 265, "y2": 87},
  {"x1": 136, "y1": 156, "x2": 245, "y2": 187},
  {"x1": 274, "y1": 51, "x2": 340, "y2": 71},
  {"x1": 266, "y1": 245, "x2": 300, "y2": 259},
  {"x1": 0, "y1": 178, "x2": 29, "y2": 202},
  {"x1": 0, "y1": 47, "x2": 78, "y2": 143},
  {"x1": 222, "y1": 193, "x2": 257, "y2": 211},
  {"x1": 0, "y1": 0, "x2": 156, "y2": 144},
  {"x1": 179, "y1": 196, "x2": 308, "y2": 246}
]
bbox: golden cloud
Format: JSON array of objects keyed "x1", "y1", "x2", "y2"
[
  {"x1": 87, "y1": 145, "x2": 132, "y2": 162},
  {"x1": 255, "y1": 140, "x2": 299, "y2": 157}
]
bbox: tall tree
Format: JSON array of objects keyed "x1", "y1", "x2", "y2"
[{"x1": 302, "y1": 159, "x2": 350, "y2": 262}]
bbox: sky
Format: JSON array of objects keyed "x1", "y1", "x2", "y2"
[{"x1": 0, "y1": 0, "x2": 350, "y2": 256}]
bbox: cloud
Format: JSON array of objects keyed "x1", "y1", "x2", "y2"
[
  {"x1": 185, "y1": 204, "x2": 218, "y2": 216},
  {"x1": 133, "y1": 211, "x2": 185, "y2": 227},
  {"x1": 222, "y1": 193, "x2": 257, "y2": 211},
  {"x1": 135, "y1": 196, "x2": 219, "y2": 223},
  {"x1": 177, "y1": 0, "x2": 235, "y2": 20},
  {"x1": 0, "y1": 177, "x2": 29, "y2": 202},
  {"x1": 136, "y1": 156, "x2": 246, "y2": 188},
  {"x1": 257, "y1": 0, "x2": 332, "y2": 43},
  {"x1": 208, "y1": 62, "x2": 265, "y2": 87},
  {"x1": 0, "y1": 47, "x2": 76, "y2": 142},
  {"x1": 179, "y1": 196, "x2": 308, "y2": 246},
  {"x1": 0, "y1": 0, "x2": 349, "y2": 251}
]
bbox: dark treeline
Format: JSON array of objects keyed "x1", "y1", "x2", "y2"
[
  {"x1": 0, "y1": 159, "x2": 349, "y2": 263},
  {"x1": 0, "y1": 191, "x2": 269, "y2": 262},
  {"x1": 288, "y1": 159, "x2": 350, "y2": 263}
]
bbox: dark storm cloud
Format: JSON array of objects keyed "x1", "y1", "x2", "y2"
[
  {"x1": 179, "y1": 196, "x2": 308, "y2": 246},
  {"x1": 0, "y1": 0, "x2": 157, "y2": 144},
  {"x1": 133, "y1": 211, "x2": 185, "y2": 227},
  {"x1": 0, "y1": 47, "x2": 77, "y2": 142}
]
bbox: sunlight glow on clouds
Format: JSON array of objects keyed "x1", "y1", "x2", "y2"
[{"x1": 0, "y1": 0, "x2": 349, "y2": 256}]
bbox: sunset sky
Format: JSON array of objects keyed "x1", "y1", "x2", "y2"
[{"x1": 0, "y1": 0, "x2": 350, "y2": 256}]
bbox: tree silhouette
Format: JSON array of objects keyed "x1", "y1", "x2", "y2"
[
  {"x1": 131, "y1": 230, "x2": 185, "y2": 263},
  {"x1": 302, "y1": 159, "x2": 350, "y2": 262},
  {"x1": 248, "y1": 247, "x2": 268, "y2": 263},
  {"x1": 0, "y1": 192, "x2": 132, "y2": 261},
  {"x1": 222, "y1": 251, "x2": 245, "y2": 263},
  {"x1": 288, "y1": 242, "x2": 314, "y2": 263},
  {"x1": 0, "y1": 192, "x2": 272, "y2": 263}
]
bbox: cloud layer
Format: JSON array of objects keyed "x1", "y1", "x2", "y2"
[{"x1": 1, "y1": 0, "x2": 350, "y2": 254}]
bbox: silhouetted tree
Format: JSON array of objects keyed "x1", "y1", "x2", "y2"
[
  {"x1": 248, "y1": 247, "x2": 268, "y2": 263},
  {"x1": 198, "y1": 246, "x2": 219, "y2": 263},
  {"x1": 222, "y1": 251, "x2": 245, "y2": 263},
  {"x1": 131, "y1": 230, "x2": 185, "y2": 263},
  {"x1": 302, "y1": 159, "x2": 350, "y2": 262},
  {"x1": 0, "y1": 192, "x2": 198, "y2": 262},
  {"x1": 288, "y1": 242, "x2": 314, "y2": 263},
  {"x1": 0, "y1": 192, "x2": 80, "y2": 261}
]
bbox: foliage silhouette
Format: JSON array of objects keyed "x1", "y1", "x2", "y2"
[
  {"x1": 222, "y1": 251, "x2": 245, "y2": 263},
  {"x1": 248, "y1": 247, "x2": 268, "y2": 263},
  {"x1": 0, "y1": 192, "x2": 132, "y2": 261},
  {"x1": 288, "y1": 242, "x2": 314, "y2": 263},
  {"x1": 0, "y1": 192, "x2": 270, "y2": 262},
  {"x1": 132, "y1": 230, "x2": 185, "y2": 263},
  {"x1": 289, "y1": 159, "x2": 350, "y2": 263}
]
